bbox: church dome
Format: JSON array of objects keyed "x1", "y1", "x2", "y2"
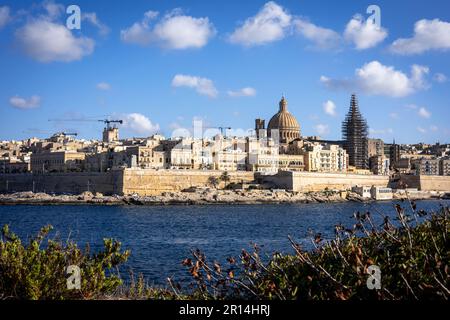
[{"x1": 268, "y1": 97, "x2": 301, "y2": 143}]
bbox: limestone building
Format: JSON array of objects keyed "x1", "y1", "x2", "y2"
[
  {"x1": 368, "y1": 138, "x2": 384, "y2": 157},
  {"x1": 440, "y1": 158, "x2": 450, "y2": 176},
  {"x1": 412, "y1": 158, "x2": 440, "y2": 175},
  {"x1": 369, "y1": 155, "x2": 390, "y2": 175},
  {"x1": 302, "y1": 143, "x2": 347, "y2": 173},
  {"x1": 103, "y1": 127, "x2": 119, "y2": 143},
  {"x1": 31, "y1": 151, "x2": 86, "y2": 173}
]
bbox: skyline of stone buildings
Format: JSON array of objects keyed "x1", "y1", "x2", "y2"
[{"x1": 0, "y1": 94, "x2": 449, "y2": 177}]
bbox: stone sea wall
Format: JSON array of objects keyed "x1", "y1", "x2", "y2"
[
  {"x1": 399, "y1": 174, "x2": 450, "y2": 191},
  {"x1": 0, "y1": 171, "x2": 123, "y2": 195},
  {"x1": 262, "y1": 171, "x2": 390, "y2": 192},
  {"x1": 122, "y1": 169, "x2": 255, "y2": 196},
  {"x1": 1, "y1": 169, "x2": 449, "y2": 196}
]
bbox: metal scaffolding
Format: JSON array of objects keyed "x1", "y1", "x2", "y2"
[{"x1": 342, "y1": 94, "x2": 369, "y2": 169}]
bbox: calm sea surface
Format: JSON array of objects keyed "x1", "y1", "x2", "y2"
[{"x1": 0, "y1": 200, "x2": 448, "y2": 286}]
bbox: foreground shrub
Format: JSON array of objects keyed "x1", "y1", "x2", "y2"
[
  {"x1": 177, "y1": 204, "x2": 449, "y2": 300},
  {"x1": 1, "y1": 202, "x2": 449, "y2": 300},
  {"x1": 0, "y1": 225, "x2": 130, "y2": 300}
]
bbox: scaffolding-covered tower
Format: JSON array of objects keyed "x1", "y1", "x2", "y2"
[{"x1": 342, "y1": 94, "x2": 369, "y2": 169}]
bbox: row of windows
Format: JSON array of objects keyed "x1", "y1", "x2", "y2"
[
  {"x1": 375, "y1": 189, "x2": 392, "y2": 193},
  {"x1": 139, "y1": 157, "x2": 164, "y2": 163},
  {"x1": 32, "y1": 159, "x2": 64, "y2": 165}
]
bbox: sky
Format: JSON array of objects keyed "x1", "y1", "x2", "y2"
[{"x1": 0, "y1": 0, "x2": 449, "y2": 144}]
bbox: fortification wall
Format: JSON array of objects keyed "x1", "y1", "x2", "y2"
[
  {"x1": 398, "y1": 174, "x2": 450, "y2": 191},
  {"x1": 2, "y1": 170, "x2": 448, "y2": 197},
  {"x1": 0, "y1": 171, "x2": 123, "y2": 195},
  {"x1": 419, "y1": 176, "x2": 450, "y2": 191},
  {"x1": 398, "y1": 175, "x2": 421, "y2": 189},
  {"x1": 122, "y1": 169, "x2": 255, "y2": 195},
  {"x1": 262, "y1": 171, "x2": 390, "y2": 192}
]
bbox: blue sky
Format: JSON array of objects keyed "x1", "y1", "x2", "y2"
[{"x1": 1, "y1": 0, "x2": 449, "y2": 143}]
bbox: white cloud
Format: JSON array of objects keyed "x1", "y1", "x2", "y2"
[
  {"x1": 314, "y1": 124, "x2": 329, "y2": 136},
  {"x1": 319, "y1": 75, "x2": 352, "y2": 91},
  {"x1": 119, "y1": 10, "x2": 158, "y2": 45},
  {"x1": 0, "y1": 6, "x2": 11, "y2": 29},
  {"x1": 418, "y1": 107, "x2": 431, "y2": 118},
  {"x1": 369, "y1": 128, "x2": 393, "y2": 135},
  {"x1": 344, "y1": 14, "x2": 388, "y2": 49},
  {"x1": 229, "y1": 1, "x2": 291, "y2": 47},
  {"x1": 42, "y1": 1, "x2": 64, "y2": 20},
  {"x1": 390, "y1": 19, "x2": 450, "y2": 55},
  {"x1": 430, "y1": 125, "x2": 438, "y2": 132},
  {"x1": 321, "y1": 61, "x2": 429, "y2": 97},
  {"x1": 15, "y1": 19, "x2": 94, "y2": 62},
  {"x1": 9, "y1": 95, "x2": 41, "y2": 109},
  {"x1": 293, "y1": 18, "x2": 341, "y2": 49},
  {"x1": 433, "y1": 73, "x2": 447, "y2": 83},
  {"x1": 121, "y1": 9, "x2": 215, "y2": 49},
  {"x1": 123, "y1": 113, "x2": 160, "y2": 135},
  {"x1": 172, "y1": 74, "x2": 218, "y2": 98},
  {"x1": 410, "y1": 64, "x2": 430, "y2": 90},
  {"x1": 322, "y1": 100, "x2": 336, "y2": 116},
  {"x1": 227, "y1": 87, "x2": 256, "y2": 97},
  {"x1": 96, "y1": 82, "x2": 111, "y2": 91},
  {"x1": 417, "y1": 126, "x2": 427, "y2": 134},
  {"x1": 169, "y1": 122, "x2": 183, "y2": 130},
  {"x1": 83, "y1": 12, "x2": 110, "y2": 36},
  {"x1": 389, "y1": 112, "x2": 399, "y2": 119},
  {"x1": 405, "y1": 104, "x2": 418, "y2": 110}
]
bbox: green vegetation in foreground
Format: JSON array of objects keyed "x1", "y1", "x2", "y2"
[{"x1": 0, "y1": 202, "x2": 449, "y2": 300}]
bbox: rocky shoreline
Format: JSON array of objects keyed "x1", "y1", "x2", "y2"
[{"x1": 0, "y1": 189, "x2": 447, "y2": 206}]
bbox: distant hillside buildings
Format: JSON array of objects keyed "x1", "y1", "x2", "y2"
[{"x1": 1, "y1": 94, "x2": 449, "y2": 177}]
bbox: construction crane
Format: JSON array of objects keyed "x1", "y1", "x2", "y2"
[
  {"x1": 59, "y1": 132, "x2": 78, "y2": 136},
  {"x1": 98, "y1": 119, "x2": 123, "y2": 129},
  {"x1": 48, "y1": 118, "x2": 123, "y2": 141},
  {"x1": 49, "y1": 118, "x2": 122, "y2": 124},
  {"x1": 205, "y1": 126, "x2": 232, "y2": 138},
  {"x1": 49, "y1": 118, "x2": 123, "y2": 129}
]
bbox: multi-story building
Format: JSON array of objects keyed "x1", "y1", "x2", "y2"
[
  {"x1": 389, "y1": 141, "x2": 401, "y2": 168},
  {"x1": 439, "y1": 158, "x2": 450, "y2": 176},
  {"x1": 277, "y1": 154, "x2": 305, "y2": 171},
  {"x1": 395, "y1": 158, "x2": 411, "y2": 174},
  {"x1": 368, "y1": 138, "x2": 384, "y2": 157},
  {"x1": 126, "y1": 136, "x2": 167, "y2": 169},
  {"x1": 303, "y1": 144, "x2": 347, "y2": 173},
  {"x1": 369, "y1": 155, "x2": 390, "y2": 175},
  {"x1": 0, "y1": 158, "x2": 31, "y2": 173},
  {"x1": 102, "y1": 127, "x2": 119, "y2": 143},
  {"x1": 31, "y1": 151, "x2": 86, "y2": 173},
  {"x1": 246, "y1": 136, "x2": 279, "y2": 173},
  {"x1": 210, "y1": 137, "x2": 247, "y2": 171},
  {"x1": 170, "y1": 138, "x2": 197, "y2": 169},
  {"x1": 412, "y1": 158, "x2": 440, "y2": 175}
]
